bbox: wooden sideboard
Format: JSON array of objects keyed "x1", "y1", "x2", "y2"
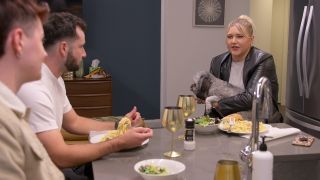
[{"x1": 64, "y1": 77, "x2": 112, "y2": 117}]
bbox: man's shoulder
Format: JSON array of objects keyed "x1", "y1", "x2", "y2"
[
  {"x1": 17, "y1": 79, "x2": 53, "y2": 106},
  {"x1": 18, "y1": 82, "x2": 44, "y2": 96}
]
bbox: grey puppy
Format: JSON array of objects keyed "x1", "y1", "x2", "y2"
[{"x1": 190, "y1": 71, "x2": 244, "y2": 112}]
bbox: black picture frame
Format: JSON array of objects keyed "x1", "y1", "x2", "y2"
[{"x1": 193, "y1": 0, "x2": 225, "y2": 27}]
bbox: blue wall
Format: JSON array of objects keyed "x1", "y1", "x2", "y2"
[{"x1": 83, "y1": 1, "x2": 161, "y2": 119}]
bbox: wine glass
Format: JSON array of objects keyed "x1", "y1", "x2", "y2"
[
  {"x1": 161, "y1": 106, "x2": 184, "y2": 157},
  {"x1": 214, "y1": 160, "x2": 241, "y2": 180},
  {"x1": 177, "y1": 95, "x2": 196, "y2": 139},
  {"x1": 177, "y1": 95, "x2": 196, "y2": 119}
]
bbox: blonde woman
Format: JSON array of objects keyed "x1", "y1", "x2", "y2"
[{"x1": 208, "y1": 15, "x2": 282, "y2": 123}]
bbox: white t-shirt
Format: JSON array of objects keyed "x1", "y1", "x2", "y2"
[
  {"x1": 17, "y1": 64, "x2": 72, "y2": 133},
  {"x1": 229, "y1": 60, "x2": 245, "y2": 90}
]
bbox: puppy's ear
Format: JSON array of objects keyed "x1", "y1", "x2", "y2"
[
  {"x1": 201, "y1": 76, "x2": 211, "y2": 93},
  {"x1": 190, "y1": 83, "x2": 196, "y2": 91},
  {"x1": 194, "y1": 76, "x2": 210, "y2": 100},
  {"x1": 191, "y1": 72, "x2": 202, "y2": 99}
]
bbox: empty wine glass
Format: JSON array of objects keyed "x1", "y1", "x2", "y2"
[{"x1": 161, "y1": 106, "x2": 184, "y2": 157}]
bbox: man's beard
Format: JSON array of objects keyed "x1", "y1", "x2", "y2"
[{"x1": 65, "y1": 51, "x2": 80, "y2": 72}]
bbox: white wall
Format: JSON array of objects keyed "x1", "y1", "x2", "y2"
[
  {"x1": 249, "y1": 0, "x2": 273, "y2": 52},
  {"x1": 250, "y1": 0, "x2": 290, "y2": 105},
  {"x1": 271, "y1": 0, "x2": 290, "y2": 105},
  {"x1": 161, "y1": 0, "x2": 250, "y2": 116}
]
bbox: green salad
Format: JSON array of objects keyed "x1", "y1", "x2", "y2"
[
  {"x1": 195, "y1": 116, "x2": 215, "y2": 127},
  {"x1": 139, "y1": 164, "x2": 168, "y2": 175}
]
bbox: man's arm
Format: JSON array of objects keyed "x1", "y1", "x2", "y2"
[
  {"x1": 62, "y1": 108, "x2": 115, "y2": 135},
  {"x1": 37, "y1": 127, "x2": 152, "y2": 168},
  {"x1": 62, "y1": 106, "x2": 142, "y2": 135}
]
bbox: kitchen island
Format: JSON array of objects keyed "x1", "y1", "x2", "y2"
[{"x1": 92, "y1": 120, "x2": 320, "y2": 180}]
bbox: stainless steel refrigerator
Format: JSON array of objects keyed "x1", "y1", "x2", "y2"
[{"x1": 286, "y1": 0, "x2": 320, "y2": 138}]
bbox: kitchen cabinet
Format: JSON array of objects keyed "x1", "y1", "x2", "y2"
[{"x1": 64, "y1": 77, "x2": 112, "y2": 117}]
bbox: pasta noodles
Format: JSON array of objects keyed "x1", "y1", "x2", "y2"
[
  {"x1": 222, "y1": 113, "x2": 244, "y2": 121},
  {"x1": 100, "y1": 117, "x2": 131, "y2": 142},
  {"x1": 221, "y1": 118, "x2": 267, "y2": 134}
]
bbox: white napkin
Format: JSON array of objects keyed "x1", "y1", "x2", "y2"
[{"x1": 241, "y1": 127, "x2": 301, "y2": 141}]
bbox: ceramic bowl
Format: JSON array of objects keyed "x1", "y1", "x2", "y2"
[
  {"x1": 194, "y1": 117, "x2": 219, "y2": 134},
  {"x1": 195, "y1": 123, "x2": 219, "y2": 134},
  {"x1": 134, "y1": 159, "x2": 185, "y2": 180}
]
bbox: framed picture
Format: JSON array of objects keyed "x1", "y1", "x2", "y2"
[{"x1": 193, "y1": 0, "x2": 225, "y2": 27}]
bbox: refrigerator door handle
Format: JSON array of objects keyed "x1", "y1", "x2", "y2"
[
  {"x1": 296, "y1": 6, "x2": 308, "y2": 97},
  {"x1": 302, "y1": 5, "x2": 313, "y2": 99}
]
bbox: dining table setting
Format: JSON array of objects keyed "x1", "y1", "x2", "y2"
[
  {"x1": 92, "y1": 119, "x2": 320, "y2": 180},
  {"x1": 88, "y1": 93, "x2": 320, "y2": 180}
]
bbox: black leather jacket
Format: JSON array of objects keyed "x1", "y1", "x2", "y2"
[{"x1": 210, "y1": 47, "x2": 282, "y2": 123}]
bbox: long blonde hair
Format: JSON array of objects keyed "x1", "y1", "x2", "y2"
[{"x1": 227, "y1": 15, "x2": 255, "y2": 38}]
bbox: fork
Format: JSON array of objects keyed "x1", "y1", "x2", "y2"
[{"x1": 228, "y1": 117, "x2": 235, "y2": 133}]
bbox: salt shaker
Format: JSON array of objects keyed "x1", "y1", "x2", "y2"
[{"x1": 184, "y1": 118, "x2": 196, "y2": 150}]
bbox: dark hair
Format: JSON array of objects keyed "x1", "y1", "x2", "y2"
[
  {"x1": 0, "y1": 0, "x2": 49, "y2": 57},
  {"x1": 43, "y1": 12, "x2": 86, "y2": 49}
]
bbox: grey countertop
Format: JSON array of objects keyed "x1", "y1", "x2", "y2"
[{"x1": 92, "y1": 121, "x2": 320, "y2": 180}]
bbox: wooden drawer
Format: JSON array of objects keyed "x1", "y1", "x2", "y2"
[
  {"x1": 73, "y1": 106, "x2": 112, "y2": 117},
  {"x1": 68, "y1": 94, "x2": 112, "y2": 107},
  {"x1": 65, "y1": 80, "x2": 112, "y2": 94},
  {"x1": 64, "y1": 78, "x2": 112, "y2": 117}
]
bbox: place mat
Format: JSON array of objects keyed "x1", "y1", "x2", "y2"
[{"x1": 241, "y1": 126, "x2": 301, "y2": 141}]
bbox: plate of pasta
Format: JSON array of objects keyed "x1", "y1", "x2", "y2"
[
  {"x1": 89, "y1": 117, "x2": 149, "y2": 146},
  {"x1": 218, "y1": 117, "x2": 271, "y2": 135},
  {"x1": 89, "y1": 131, "x2": 149, "y2": 145}
]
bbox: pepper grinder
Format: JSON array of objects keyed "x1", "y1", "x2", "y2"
[{"x1": 184, "y1": 118, "x2": 196, "y2": 150}]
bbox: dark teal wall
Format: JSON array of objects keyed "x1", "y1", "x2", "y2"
[{"x1": 83, "y1": 1, "x2": 161, "y2": 118}]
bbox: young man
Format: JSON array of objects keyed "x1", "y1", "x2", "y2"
[
  {"x1": 17, "y1": 12, "x2": 153, "y2": 168},
  {"x1": 0, "y1": 0, "x2": 64, "y2": 179}
]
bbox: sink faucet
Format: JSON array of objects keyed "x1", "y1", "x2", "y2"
[{"x1": 240, "y1": 76, "x2": 272, "y2": 167}]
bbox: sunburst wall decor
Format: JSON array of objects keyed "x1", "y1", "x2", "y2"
[{"x1": 193, "y1": 0, "x2": 225, "y2": 27}]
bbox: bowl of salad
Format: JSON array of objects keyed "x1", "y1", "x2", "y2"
[
  {"x1": 194, "y1": 116, "x2": 220, "y2": 134},
  {"x1": 134, "y1": 159, "x2": 185, "y2": 180}
]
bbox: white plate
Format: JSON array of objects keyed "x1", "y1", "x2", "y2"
[
  {"x1": 89, "y1": 130, "x2": 149, "y2": 146},
  {"x1": 218, "y1": 122, "x2": 271, "y2": 135}
]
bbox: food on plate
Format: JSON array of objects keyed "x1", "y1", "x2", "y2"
[
  {"x1": 139, "y1": 164, "x2": 168, "y2": 175},
  {"x1": 222, "y1": 113, "x2": 244, "y2": 122},
  {"x1": 195, "y1": 116, "x2": 216, "y2": 127},
  {"x1": 100, "y1": 117, "x2": 131, "y2": 142},
  {"x1": 221, "y1": 118, "x2": 267, "y2": 134}
]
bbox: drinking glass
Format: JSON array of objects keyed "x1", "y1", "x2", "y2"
[
  {"x1": 177, "y1": 95, "x2": 196, "y2": 119},
  {"x1": 214, "y1": 160, "x2": 241, "y2": 180},
  {"x1": 177, "y1": 95, "x2": 196, "y2": 139},
  {"x1": 161, "y1": 106, "x2": 184, "y2": 157}
]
